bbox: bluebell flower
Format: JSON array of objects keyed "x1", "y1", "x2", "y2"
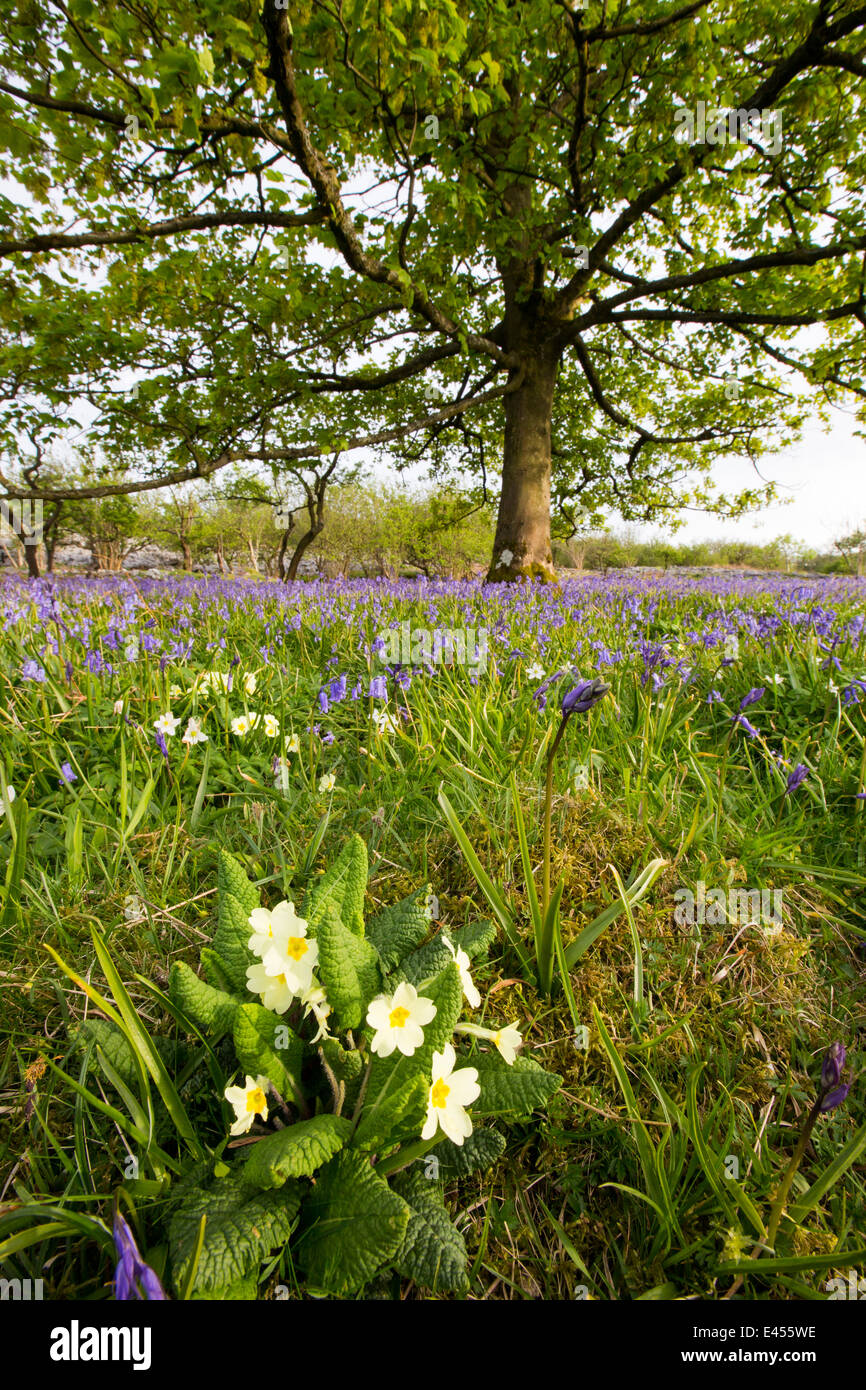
[
  {"x1": 113, "y1": 1212, "x2": 166, "y2": 1301},
  {"x1": 317, "y1": 689, "x2": 330, "y2": 713},
  {"x1": 738, "y1": 686, "x2": 765, "y2": 710},
  {"x1": 21, "y1": 659, "x2": 47, "y2": 682},
  {"x1": 733, "y1": 714, "x2": 760, "y2": 737},
  {"x1": 706, "y1": 689, "x2": 723, "y2": 703},
  {"x1": 369, "y1": 675, "x2": 387, "y2": 700},
  {"x1": 785, "y1": 763, "x2": 809, "y2": 794},
  {"x1": 561, "y1": 677, "x2": 610, "y2": 719},
  {"x1": 59, "y1": 762, "x2": 77, "y2": 786}
]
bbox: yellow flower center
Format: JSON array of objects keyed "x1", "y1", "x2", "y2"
[
  {"x1": 389, "y1": 1006, "x2": 410, "y2": 1029},
  {"x1": 274, "y1": 974, "x2": 287, "y2": 986},
  {"x1": 286, "y1": 936, "x2": 308, "y2": 961},
  {"x1": 431, "y1": 1078, "x2": 450, "y2": 1109},
  {"x1": 246, "y1": 1087, "x2": 267, "y2": 1115}
]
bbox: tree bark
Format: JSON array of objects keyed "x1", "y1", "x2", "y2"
[
  {"x1": 488, "y1": 340, "x2": 560, "y2": 583},
  {"x1": 24, "y1": 542, "x2": 40, "y2": 578},
  {"x1": 285, "y1": 522, "x2": 323, "y2": 580}
]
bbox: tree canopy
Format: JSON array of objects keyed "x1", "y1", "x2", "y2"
[{"x1": 1, "y1": 0, "x2": 865, "y2": 578}]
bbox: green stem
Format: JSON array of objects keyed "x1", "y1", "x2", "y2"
[
  {"x1": 375, "y1": 1133, "x2": 442, "y2": 1178},
  {"x1": 766, "y1": 1096, "x2": 822, "y2": 1250},
  {"x1": 713, "y1": 726, "x2": 735, "y2": 841},
  {"x1": 542, "y1": 720, "x2": 568, "y2": 920}
]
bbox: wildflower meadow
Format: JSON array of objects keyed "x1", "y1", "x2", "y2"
[{"x1": 1, "y1": 569, "x2": 864, "y2": 1322}]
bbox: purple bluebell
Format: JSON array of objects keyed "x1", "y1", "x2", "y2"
[
  {"x1": 59, "y1": 762, "x2": 77, "y2": 785},
  {"x1": 561, "y1": 677, "x2": 610, "y2": 719},
  {"x1": 738, "y1": 687, "x2": 765, "y2": 710},
  {"x1": 821, "y1": 1043, "x2": 846, "y2": 1090},
  {"x1": 369, "y1": 675, "x2": 387, "y2": 700},
  {"x1": 317, "y1": 689, "x2": 330, "y2": 713},
  {"x1": 706, "y1": 689, "x2": 723, "y2": 703},
  {"x1": 112, "y1": 1212, "x2": 166, "y2": 1301},
  {"x1": 22, "y1": 659, "x2": 47, "y2": 682},
  {"x1": 785, "y1": 764, "x2": 809, "y2": 794},
  {"x1": 733, "y1": 715, "x2": 760, "y2": 737}
]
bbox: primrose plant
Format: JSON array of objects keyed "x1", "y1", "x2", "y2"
[{"x1": 64, "y1": 835, "x2": 560, "y2": 1300}]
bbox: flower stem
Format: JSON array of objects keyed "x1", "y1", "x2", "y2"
[{"x1": 542, "y1": 720, "x2": 568, "y2": 920}]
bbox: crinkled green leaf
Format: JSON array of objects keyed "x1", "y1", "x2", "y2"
[
  {"x1": 242, "y1": 1114, "x2": 352, "y2": 1189},
  {"x1": 217, "y1": 849, "x2": 259, "y2": 917},
  {"x1": 296, "y1": 1149, "x2": 409, "y2": 1295},
  {"x1": 169, "y1": 1172, "x2": 300, "y2": 1297},
  {"x1": 451, "y1": 918, "x2": 496, "y2": 960},
  {"x1": 303, "y1": 834, "x2": 367, "y2": 935},
  {"x1": 212, "y1": 889, "x2": 257, "y2": 993},
  {"x1": 392, "y1": 1168, "x2": 469, "y2": 1294},
  {"x1": 233, "y1": 1002, "x2": 303, "y2": 1099},
  {"x1": 399, "y1": 935, "x2": 453, "y2": 986},
  {"x1": 471, "y1": 1055, "x2": 561, "y2": 1118},
  {"x1": 200, "y1": 946, "x2": 236, "y2": 993},
  {"x1": 353, "y1": 962, "x2": 462, "y2": 1152},
  {"x1": 367, "y1": 884, "x2": 432, "y2": 969},
  {"x1": 169, "y1": 960, "x2": 239, "y2": 1033},
  {"x1": 316, "y1": 900, "x2": 381, "y2": 1030},
  {"x1": 74, "y1": 1019, "x2": 139, "y2": 1087},
  {"x1": 431, "y1": 1125, "x2": 506, "y2": 1177}
]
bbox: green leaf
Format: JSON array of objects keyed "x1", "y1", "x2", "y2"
[
  {"x1": 367, "y1": 885, "x2": 431, "y2": 968},
  {"x1": 212, "y1": 889, "x2": 256, "y2": 993},
  {"x1": 218, "y1": 849, "x2": 259, "y2": 917},
  {"x1": 200, "y1": 947, "x2": 236, "y2": 993},
  {"x1": 169, "y1": 1172, "x2": 300, "y2": 1297},
  {"x1": 471, "y1": 1056, "x2": 561, "y2": 1119},
  {"x1": 232, "y1": 1003, "x2": 304, "y2": 1099},
  {"x1": 304, "y1": 834, "x2": 367, "y2": 935},
  {"x1": 296, "y1": 1149, "x2": 409, "y2": 1295},
  {"x1": 242, "y1": 1115, "x2": 352, "y2": 1189},
  {"x1": 431, "y1": 1125, "x2": 506, "y2": 1177},
  {"x1": 169, "y1": 961, "x2": 239, "y2": 1034},
  {"x1": 316, "y1": 901, "x2": 381, "y2": 1030},
  {"x1": 392, "y1": 1168, "x2": 469, "y2": 1294},
  {"x1": 74, "y1": 1019, "x2": 139, "y2": 1088},
  {"x1": 399, "y1": 935, "x2": 453, "y2": 985},
  {"x1": 450, "y1": 918, "x2": 496, "y2": 961},
  {"x1": 354, "y1": 963, "x2": 462, "y2": 1152}
]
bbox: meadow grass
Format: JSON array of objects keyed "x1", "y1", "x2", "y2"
[{"x1": 1, "y1": 570, "x2": 864, "y2": 1299}]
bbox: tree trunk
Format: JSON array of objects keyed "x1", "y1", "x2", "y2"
[
  {"x1": 24, "y1": 542, "x2": 40, "y2": 578},
  {"x1": 488, "y1": 339, "x2": 560, "y2": 584},
  {"x1": 285, "y1": 523, "x2": 323, "y2": 581}
]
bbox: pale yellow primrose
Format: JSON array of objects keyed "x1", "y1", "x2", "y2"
[
  {"x1": 224, "y1": 1074, "x2": 270, "y2": 1136},
  {"x1": 421, "y1": 1044, "x2": 480, "y2": 1146},
  {"x1": 366, "y1": 981, "x2": 437, "y2": 1058}
]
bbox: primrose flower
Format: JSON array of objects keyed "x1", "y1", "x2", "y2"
[
  {"x1": 263, "y1": 714, "x2": 280, "y2": 737},
  {"x1": 112, "y1": 1212, "x2": 166, "y2": 1301},
  {"x1": 168, "y1": 683, "x2": 182, "y2": 700},
  {"x1": 318, "y1": 772, "x2": 336, "y2": 793},
  {"x1": 260, "y1": 920, "x2": 319, "y2": 995},
  {"x1": 224, "y1": 1074, "x2": 270, "y2": 1136},
  {"x1": 455, "y1": 1020, "x2": 523, "y2": 1065},
  {"x1": 231, "y1": 714, "x2": 251, "y2": 736},
  {"x1": 421, "y1": 1044, "x2": 481, "y2": 1146},
  {"x1": 442, "y1": 934, "x2": 481, "y2": 1009},
  {"x1": 113, "y1": 698, "x2": 124, "y2": 715},
  {"x1": 243, "y1": 672, "x2": 257, "y2": 696},
  {"x1": 248, "y1": 899, "x2": 309, "y2": 957},
  {"x1": 285, "y1": 733, "x2": 301, "y2": 753},
  {"x1": 300, "y1": 981, "x2": 332, "y2": 1043},
  {"x1": 366, "y1": 981, "x2": 437, "y2": 1058},
  {"x1": 182, "y1": 717, "x2": 207, "y2": 746},
  {"x1": 153, "y1": 712, "x2": 181, "y2": 738},
  {"x1": 245, "y1": 963, "x2": 297, "y2": 1014}
]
